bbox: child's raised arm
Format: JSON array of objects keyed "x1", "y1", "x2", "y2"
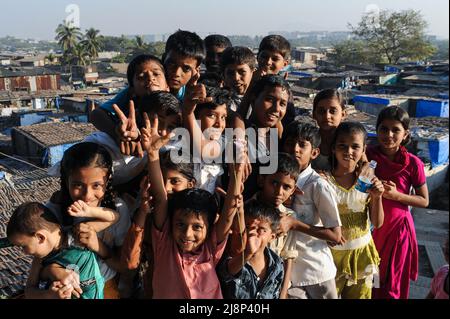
[
  {"x1": 140, "y1": 112, "x2": 174, "y2": 231},
  {"x1": 225, "y1": 228, "x2": 262, "y2": 276},
  {"x1": 215, "y1": 162, "x2": 244, "y2": 245},
  {"x1": 182, "y1": 72, "x2": 220, "y2": 160}
]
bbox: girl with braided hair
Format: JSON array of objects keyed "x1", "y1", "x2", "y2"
[{"x1": 46, "y1": 142, "x2": 132, "y2": 298}]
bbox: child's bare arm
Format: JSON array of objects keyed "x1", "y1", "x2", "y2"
[
  {"x1": 382, "y1": 181, "x2": 429, "y2": 208},
  {"x1": 39, "y1": 263, "x2": 83, "y2": 299},
  {"x1": 183, "y1": 72, "x2": 218, "y2": 159},
  {"x1": 216, "y1": 163, "x2": 244, "y2": 244},
  {"x1": 280, "y1": 258, "x2": 293, "y2": 299},
  {"x1": 226, "y1": 229, "x2": 261, "y2": 276},
  {"x1": 368, "y1": 177, "x2": 385, "y2": 229},
  {"x1": 68, "y1": 200, "x2": 119, "y2": 233},
  {"x1": 24, "y1": 258, "x2": 58, "y2": 299},
  {"x1": 281, "y1": 216, "x2": 344, "y2": 244},
  {"x1": 140, "y1": 112, "x2": 172, "y2": 231}
]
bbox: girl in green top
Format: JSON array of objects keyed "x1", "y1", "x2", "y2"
[{"x1": 326, "y1": 122, "x2": 385, "y2": 299}]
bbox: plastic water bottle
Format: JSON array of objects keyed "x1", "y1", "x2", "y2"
[{"x1": 355, "y1": 160, "x2": 377, "y2": 193}]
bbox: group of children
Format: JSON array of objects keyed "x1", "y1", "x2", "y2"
[{"x1": 6, "y1": 30, "x2": 445, "y2": 300}]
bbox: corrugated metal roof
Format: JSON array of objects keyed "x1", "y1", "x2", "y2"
[
  {"x1": 13, "y1": 122, "x2": 98, "y2": 147},
  {"x1": 0, "y1": 67, "x2": 60, "y2": 78}
]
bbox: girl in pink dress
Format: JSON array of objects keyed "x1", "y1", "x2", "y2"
[{"x1": 366, "y1": 106, "x2": 429, "y2": 299}]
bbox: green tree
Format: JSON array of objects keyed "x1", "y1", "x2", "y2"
[
  {"x1": 350, "y1": 10, "x2": 436, "y2": 64},
  {"x1": 71, "y1": 44, "x2": 89, "y2": 66},
  {"x1": 431, "y1": 39, "x2": 449, "y2": 61},
  {"x1": 148, "y1": 41, "x2": 166, "y2": 59},
  {"x1": 331, "y1": 40, "x2": 376, "y2": 66},
  {"x1": 55, "y1": 21, "x2": 82, "y2": 57},
  {"x1": 81, "y1": 28, "x2": 103, "y2": 63}
]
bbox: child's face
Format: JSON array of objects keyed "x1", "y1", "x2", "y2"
[
  {"x1": 198, "y1": 104, "x2": 227, "y2": 141},
  {"x1": 205, "y1": 45, "x2": 226, "y2": 73},
  {"x1": 154, "y1": 110, "x2": 182, "y2": 136},
  {"x1": 333, "y1": 132, "x2": 366, "y2": 171},
  {"x1": 164, "y1": 51, "x2": 199, "y2": 91},
  {"x1": 313, "y1": 98, "x2": 345, "y2": 132},
  {"x1": 163, "y1": 169, "x2": 195, "y2": 195},
  {"x1": 257, "y1": 50, "x2": 288, "y2": 75},
  {"x1": 245, "y1": 217, "x2": 276, "y2": 250},
  {"x1": 68, "y1": 167, "x2": 108, "y2": 207},
  {"x1": 283, "y1": 138, "x2": 319, "y2": 171},
  {"x1": 223, "y1": 63, "x2": 255, "y2": 95},
  {"x1": 132, "y1": 61, "x2": 169, "y2": 97},
  {"x1": 377, "y1": 119, "x2": 409, "y2": 153},
  {"x1": 253, "y1": 85, "x2": 289, "y2": 128},
  {"x1": 9, "y1": 232, "x2": 53, "y2": 259},
  {"x1": 172, "y1": 209, "x2": 208, "y2": 253},
  {"x1": 260, "y1": 172, "x2": 296, "y2": 208}
]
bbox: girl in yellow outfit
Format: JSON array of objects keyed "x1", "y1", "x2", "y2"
[{"x1": 326, "y1": 122, "x2": 385, "y2": 299}]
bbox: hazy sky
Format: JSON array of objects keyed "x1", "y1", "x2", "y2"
[{"x1": 1, "y1": 0, "x2": 448, "y2": 40}]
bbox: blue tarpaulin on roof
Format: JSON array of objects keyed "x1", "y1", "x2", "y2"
[
  {"x1": 353, "y1": 95, "x2": 391, "y2": 106},
  {"x1": 415, "y1": 99, "x2": 449, "y2": 118},
  {"x1": 290, "y1": 71, "x2": 313, "y2": 77},
  {"x1": 428, "y1": 137, "x2": 449, "y2": 167}
]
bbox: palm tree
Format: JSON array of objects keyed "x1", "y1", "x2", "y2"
[
  {"x1": 71, "y1": 44, "x2": 89, "y2": 66},
  {"x1": 45, "y1": 53, "x2": 56, "y2": 65},
  {"x1": 81, "y1": 28, "x2": 102, "y2": 63},
  {"x1": 55, "y1": 21, "x2": 82, "y2": 53}
]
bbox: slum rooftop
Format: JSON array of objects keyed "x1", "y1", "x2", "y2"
[
  {"x1": 0, "y1": 158, "x2": 60, "y2": 298},
  {"x1": 12, "y1": 122, "x2": 97, "y2": 148}
]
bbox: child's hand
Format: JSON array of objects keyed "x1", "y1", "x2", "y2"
[
  {"x1": 74, "y1": 223, "x2": 100, "y2": 253},
  {"x1": 381, "y1": 180, "x2": 399, "y2": 201},
  {"x1": 113, "y1": 101, "x2": 140, "y2": 142},
  {"x1": 183, "y1": 72, "x2": 213, "y2": 113},
  {"x1": 140, "y1": 112, "x2": 175, "y2": 154},
  {"x1": 119, "y1": 140, "x2": 144, "y2": 158},
  {"x1": 368, "y1": 177, "x2": 384, "y2": 199},
  {"x1": 49, "y1": 281, "x2": 73, "y2": 299},
  {"x1": 245, "y1": 229, "x2": 262, "y2": 257},
  {"x1": 277, "y1": 215, "x2": 296, "y2": 237},
  {"x1": 68, "y1": 200, "x2": 93, "y2": 218},
  {"x1": 317, "y1": 170, "x2": 329, "y2": 181},
  {"x1": 328, "y1": 235, "x2": 346, "y2": 247}
]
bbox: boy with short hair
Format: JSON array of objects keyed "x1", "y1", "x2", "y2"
[
  {"x1": 279, "y1": 121, "x2": 343, "y2": 299},
  {"x1": 218, "y1": 199, "x2": 284, "y2": 299},
  {"x1": 220, "y1": 46, "x2": 257, "y2": 112},
  {"x1": 7, "y1": 202, "x2": 119, "y2": 299},
  {"x1": 238, "y1": 35, "x2": 295, "y2": 125},
  {"x1": 225, "y1": 153, "x2": 299, "y2": 297},
  {"x1": 204, "y1": 34, "x2": 232, "y2": 74},
  {"x1": 163, "y1": 30, "x2": 206, "y2": 101},
  {"x1": 257, "y1": 35, "x2": 291, "y2": 77}
]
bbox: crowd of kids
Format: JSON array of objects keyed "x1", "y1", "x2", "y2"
[{"x1": 5, "y1": 30, "x2": 434, "y2": 300}]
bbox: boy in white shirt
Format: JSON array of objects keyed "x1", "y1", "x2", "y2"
[{"x1": 279, "y1": 120, "x2": 344, "y2": 299}]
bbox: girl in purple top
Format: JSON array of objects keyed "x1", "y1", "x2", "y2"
[{"x1": 366, "y1": 106, "x2": 429, "y2": 299}]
